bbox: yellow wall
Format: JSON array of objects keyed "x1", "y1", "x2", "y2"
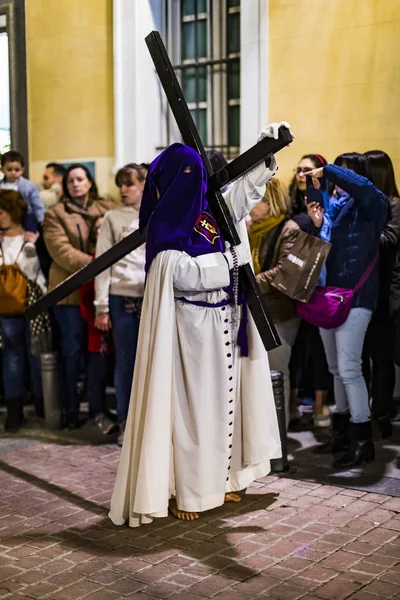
[
  {"x1": 269, "y1": 0, "x2": 400, "y2": 184},
  {"x1": 25, "y1": 0, "x2": 115, "y2": 195}
]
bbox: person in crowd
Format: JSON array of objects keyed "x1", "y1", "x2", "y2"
[
  {"x1": 288, "y1": 154, "x2": 331, "y2": 429},
  {"x1": 307, "y1": 153, "x2": 388, "y2": 468},
  {"x1": 206, "y1": 150, "x2": 228, "y2": 172},
  {"x1": 248, "y1": 178, "x2": 300, "y2": 426},
  {"x1": 94, "y1": 163, "x2": 148, "y2": 446},
  {"x1": 289, "y1": 154, "x2": 328, "y2": 233},
  {"x1": 43, "y1": 164, "x2": 113, "y2": 429},
  {"x1": 0, "y1": 190, "x2": 46, "y2": 432},
  {"x1": 109, "y1": 123, "x2": 289, "y2": 527},
  {"x1": 362, "y1": 150, "x2": 400, "y2": 438},
  {"x1": 0, "y1": 150, "x2": 45, "y2": 257},
  {"x1": 40, "y1": 162, "x2": 66, "y2": 209},
  {"x1": 80, "y1": 217, "x2": 117, "y2": 438}
]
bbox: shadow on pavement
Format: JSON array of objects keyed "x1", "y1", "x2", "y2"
[{"x1": 0, "y1": 461, "x2": 280, "y2": 582}]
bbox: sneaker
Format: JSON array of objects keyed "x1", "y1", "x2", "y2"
[
  {"x1": 95, "y1": 413, "x2": 117, "y2": 435},
  {"x1": 117, "y1": 420, "x2": 126, "y2": 447},
  {"x1": 313, "y1": 406, "x2": 331, "y2": 428},
  {"x1": 23, "y1": 242, "x2": 37, "y2": 257}
]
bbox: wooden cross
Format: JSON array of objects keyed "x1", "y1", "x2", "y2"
[{"x1": 27, "y1": 31, "x2": 293, "y2": 351}]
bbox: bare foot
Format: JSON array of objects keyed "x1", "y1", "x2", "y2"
[
  {"x1": 225, "y1": 492, "x2": 241, "y2": 503},
  {"x1": 169, "y1": 498, "x2": 199, "y2": 521}
]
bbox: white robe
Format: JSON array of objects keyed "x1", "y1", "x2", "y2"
[{"x1": 109, "y1": 161, "x2": 282, "y2": 527}]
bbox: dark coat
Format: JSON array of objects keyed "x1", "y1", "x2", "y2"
[{"x1": 323, "y1": 165, "x2": 388, "y2": 312}]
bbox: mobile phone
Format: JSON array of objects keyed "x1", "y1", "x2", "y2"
[{"x1": 305, "y1": 175, "x2": 322, "y2": 205}]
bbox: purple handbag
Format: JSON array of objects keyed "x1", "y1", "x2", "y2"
[{"x1": 296, "y1": 254, "x2": 378, "y2": 329}]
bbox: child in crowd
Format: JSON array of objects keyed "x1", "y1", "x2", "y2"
[{"x1": 0, "y1": 151, "x2": 45, "y2": 256}]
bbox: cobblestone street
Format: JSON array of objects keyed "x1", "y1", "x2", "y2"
[{"x1": 0, "y1": 436, "x2": 399, "y2": 600}]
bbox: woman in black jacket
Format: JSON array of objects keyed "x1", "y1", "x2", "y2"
[
  {"x1": 307, "y1": 153, "x2": 388, "y2": 468},
  {"x1": 363, "y1": 150, "x2": 400, "y2": 437}
]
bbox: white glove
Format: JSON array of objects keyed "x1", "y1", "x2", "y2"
[
  {"x1": 223, "y1": 242, "x2": 251, "y2": 270},
  {"x1": 258, "y1": 121, "x2": 294, "y2": 142}
]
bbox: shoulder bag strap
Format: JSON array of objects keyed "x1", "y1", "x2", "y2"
[
  {"x1": 262, "y1": 218, "x2": 288, "y2": 272},
  {"x1": 354, "y1": 252, "x2": 379, "y2": 293},
  {"x1": 15, "y1": 241, "x2": 26, "y2": 264},
  {"x1": 0, "y1": 241, "x2": 27, "y2": 265},
  {"x1": 0, "y1": 240, "x2": 26, "y2": 267}
]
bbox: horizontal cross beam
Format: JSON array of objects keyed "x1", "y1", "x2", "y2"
[
  {"x1": 25, "y1": 229, "x2": 146, "y2": 319},
  {"x1": 209, "y1": 128, "x2": 293, "y2": 189}
]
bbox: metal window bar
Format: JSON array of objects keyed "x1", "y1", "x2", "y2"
[{"x1": 164, "y1": 0, "x2": 240, "y2": 160}]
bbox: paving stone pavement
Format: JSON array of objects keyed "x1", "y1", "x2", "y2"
[{"x1": 0, "y1": 439, "x2": 399, "y2": 600}]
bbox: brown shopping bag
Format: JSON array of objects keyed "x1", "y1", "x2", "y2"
[{"x1": 270, "y1": 230, "x2": 331, "y2": 303}]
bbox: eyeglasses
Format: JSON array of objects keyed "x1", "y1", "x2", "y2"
[{"x1": 294, "y1": 166, "x2": 313, "y2": 174}]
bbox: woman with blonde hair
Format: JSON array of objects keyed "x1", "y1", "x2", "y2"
[{"x1": 249, "y1": 177, "x2": 300, "y2": 425}]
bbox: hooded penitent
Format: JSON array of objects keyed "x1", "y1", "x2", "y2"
[{"x1": 139, "y1": 143, "x2": 225, "y2": 272}]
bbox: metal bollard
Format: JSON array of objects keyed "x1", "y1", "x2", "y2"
[
  {"x1": 40, "y1": 352, "x2": 61, "y2": 430},
  {"x1": 270, "y1": 370, "x2": 289, "y2": 472}
]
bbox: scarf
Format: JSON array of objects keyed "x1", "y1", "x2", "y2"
[
  {"x1": 249, "y1": 214, "x2": 285, "y2": 275},
  {"x1": 64, "y1": 198, "x2": 104, "y2": 254}
]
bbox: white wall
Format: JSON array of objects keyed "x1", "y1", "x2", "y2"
[
  {"x1": 113, "y1": 0, "x2": 164, "y2": 167},
  {"x1": 0, "y1": 32, "x2": 10, "y2": 151},
  {"x1": 240, "y1": 0, "x2": 269, "y2": 152}
]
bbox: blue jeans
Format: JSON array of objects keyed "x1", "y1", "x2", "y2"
[
  {"x1": 268, "y1": 318, "x2": 300, "y2": 426},
  {"x1": 53, "y1": 305, "x2": 87, "y2": 415},
  {"x1": 0, "y1": 317, "x2": 42, "y2": 399},
  {"x1": 320, "y1": 308, "x2": 372, "y2": 423},
  {"x1": 109, "y1": 295, "x2": 140, "y2": 423}
]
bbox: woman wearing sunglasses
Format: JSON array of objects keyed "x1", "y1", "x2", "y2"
[{"x1": 288, "y1": 154, "x2": 332, "y2": 431}]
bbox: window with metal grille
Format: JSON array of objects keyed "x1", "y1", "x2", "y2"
[{"x1": 162, "y1": 0, "x2": 240, "y2": 160}]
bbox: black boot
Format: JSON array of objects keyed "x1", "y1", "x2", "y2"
[
  {"x1": 4, "y1": 396, "x2": 24, "y2": 433},
  {"x1": 334, "y1": 421, "x2": 375, "y2": 468},
  {"x1": 376, "y1": 415, "x2": 392, "y2": 439},
  {"x1": 314, "y1": 412, "x2": 350, "y2": 454}
]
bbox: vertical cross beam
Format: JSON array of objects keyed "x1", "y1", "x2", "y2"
[{"x1": 146, "y1": 31, "x2": 291, "y2": 350}]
